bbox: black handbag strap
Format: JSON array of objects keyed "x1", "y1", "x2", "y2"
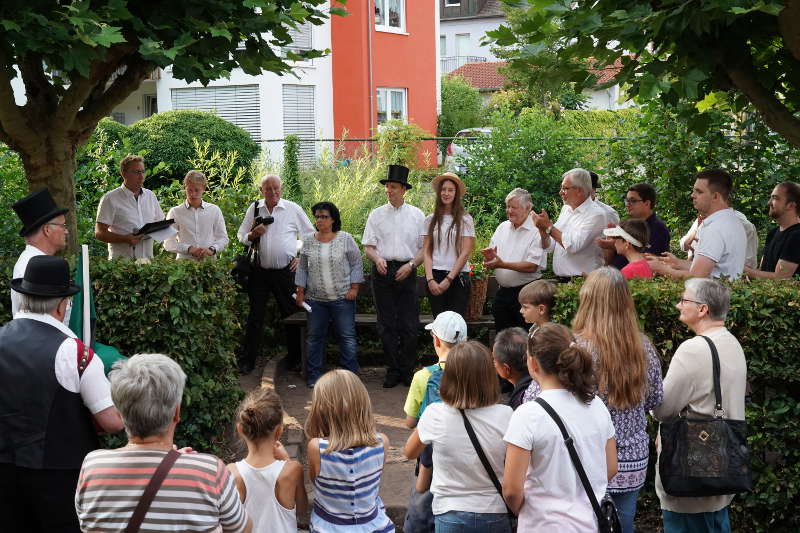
[
  {"x1": 459, "y1": 409, "x2": 514, "y2": 516},
  {"x1": 699, "y1": 335, "x2": 724, "y2": 417},
  {"x1": 124, "y1": 449, "x2": 181, "y2": 533},
  {"x1": 245, "y1": 199, "x2": 260, "y2": 263},
  {"x1": 534, "y1": 397, "x2": 606, "y2": 526}
]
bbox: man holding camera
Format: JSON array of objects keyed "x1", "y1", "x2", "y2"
[{"x1": 237, "y1": 174, "x2": 314, "y2": 374}]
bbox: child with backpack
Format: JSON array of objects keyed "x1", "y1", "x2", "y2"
[
  {"x1": 402, "y1": 311, "x2": 468, "y2": 533},
  {"x1": 227, "y1": 388, "x2": 307, "y2": 533},
  {"x1": 305, "y1": 369, "x2": 395, "y2": 533}
]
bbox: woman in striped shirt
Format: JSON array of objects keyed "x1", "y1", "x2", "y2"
[{"x1": 305, "y1": 369, "x2": 394, "y2": 533}]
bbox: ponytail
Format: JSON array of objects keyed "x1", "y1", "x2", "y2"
[{"x1": 528, "y1": 323, "x2": 596, "y2": 404}]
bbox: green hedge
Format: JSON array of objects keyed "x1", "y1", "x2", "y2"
[{"x1": 553, "y1": 278, "x2": 800, "y2": 532}]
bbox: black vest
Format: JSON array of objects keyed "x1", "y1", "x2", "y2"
[{"x1": 0, "y1": 318, "x2": 100, "y2": 469}]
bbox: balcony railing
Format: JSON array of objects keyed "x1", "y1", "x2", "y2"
[{"x1": 440, "y1": 55, "x2": 487, "y2": 74}]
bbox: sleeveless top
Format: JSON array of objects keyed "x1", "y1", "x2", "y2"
[
  {"x1": 235, "y1": 459, "x2": 296, "y2": 533},
  {"x1": 310, "y1": 437, "x2": 395, "y2": 533}
]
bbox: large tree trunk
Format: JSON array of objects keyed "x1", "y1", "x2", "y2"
[{"x1": 17, "y1": 136, "x2": 80, "y2": 256}]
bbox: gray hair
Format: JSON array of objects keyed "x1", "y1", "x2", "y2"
[
  {"x1": 493, "y1": 327, "x2": 529, "y2": 372},
  {"x1": 110, "y1": 354, "x2": 187, "y2": 438},
  {"x1": 18, "y1": 294, "x2": 64, "y2": 314},
  {"x1": 563, "y1": 168, "x2": 592, "y2": 195},
  {"x1": 505, "y1": 188, "x2": 532, "y2": 210},
  {"x1": 259, "y1": 173, "x2": 282, "y2": 188},
  {"x1": 684, "y1": 278, "x2": 730, "y2": 321}
]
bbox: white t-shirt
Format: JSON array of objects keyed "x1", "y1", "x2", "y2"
[
  {"x1": 96, "y1": 186, "x2": 165, "y2": 259},
  {"x1": 504, "y1": 389, "x2": 615, "y2": 532},
  {"x1": 421, "y1": 214, "x2": 476, "y2": 271},
  {"x1": 417, "y1": 402, "x2": 512, "y2": 515},
  {"x1": 693, "y1": 208, "x2": 747, "y2": 279}
]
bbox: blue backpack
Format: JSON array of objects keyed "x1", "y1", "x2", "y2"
[{"x1": 418, "y1": 363, "x2": 444, "y2": 418}]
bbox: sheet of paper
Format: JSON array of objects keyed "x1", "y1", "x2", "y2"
[
  {"x1": 147, "y1": 226, "x2": 178, "y2": 243},
  {"x1": 292, "y1": 293, "x2": 312, "y2": 312}
]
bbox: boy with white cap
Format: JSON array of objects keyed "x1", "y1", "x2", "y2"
[{"x1": 603, "y1": 218, "x2": 653, "y2": 279}]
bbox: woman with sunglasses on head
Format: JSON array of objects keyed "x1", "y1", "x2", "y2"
[{"x1": 295, "y1": 202, "x2": 364, "y2": 388}]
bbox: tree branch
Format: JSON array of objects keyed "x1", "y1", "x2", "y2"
[
  {"x1": 0, "y1": 48, "x2": 38, "y2": 152},
  {"x1": 779, "y1": 0, "x2": 800, "y2": 61},
  {"x1": 18, "y1": 53, "x2": 57, "y2": 121}
]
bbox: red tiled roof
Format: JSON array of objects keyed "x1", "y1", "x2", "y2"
[
  {"x1": 449, "y1": 61, "x2": 509, "y2": 91},
  {"x1": 587, "y1": 57, "x2": 624, "y2": 86}
]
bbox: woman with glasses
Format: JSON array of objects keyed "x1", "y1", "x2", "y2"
[
  {"x1": 571, "y1": 267, "x2": 663, "y2": 533},
  {"x1": 653, "y1": 278, "x2": 746, "y2": 533},
  {"x1": 295, "y1": 202, "x2": 364, "y2": 388}
]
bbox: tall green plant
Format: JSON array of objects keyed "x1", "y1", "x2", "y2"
[
  {"x1": 438, "y1": 75, "x2": 484, "y2": 156},
  {"x1": 282, "y1": 134, "x2": 303, "y2": 203},
  {"x1": 375, "y1": 120, "x2": 431, "y2": 168}
]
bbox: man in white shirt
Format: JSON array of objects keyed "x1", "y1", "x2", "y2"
[
  {"x1": 680, "y1": 209, "x2": 758, "y2": 269},
  {"x1": 10, "y1": 188, "x2": 69, "y2": 315},
  {"x1": 533, "y1": 168, "x2": 606, "y2": 280},
  {"x1": 363, "y1": 165, "x2": 425, "y2": 388},
  {"x1": 95, "y1": 154, "x2": 165, "y2": 260},
  {"x1": 236, "y1": 174, "x2": 314, "y2": 375},
  {"x1": 1, "y1": 255, "x2": 123, "y2": 533},
  {"x1": 649, "y1": 169, "x2": 747, "y2": 279},
  {"x1": 590, "y1": 171, "x2": 620, "y2": 226},
  {"x1": 164, "y1": 170, "x2": 229, "y2": 260},
  {"x1": 484, "y1": 188, "x2": 546, "y2": 331}
]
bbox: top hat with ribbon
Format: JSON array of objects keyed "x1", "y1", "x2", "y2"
[{"x1": 12, "y1": 188, "x2": 69, "y2": 237}]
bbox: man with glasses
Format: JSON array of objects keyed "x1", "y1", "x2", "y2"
[
  {"x1": 10, "y1": 188, "x2": 70, "y2": 315},
  {"x1": 95, "y1": 154, "x2": 165, "y2": 260},
  {"x1": 533, "y1": 168, "x2": 606, "y2": 281}
]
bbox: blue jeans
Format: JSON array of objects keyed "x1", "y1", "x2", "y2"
[
  {"x1": 306, "y1": 298, "x2": 358, "y2": 384},
  {"x1": 434, "y1": 510, "x2": 511, "y2": 533},
  {"x1": 663, "y1": 507, "x2": 731, "y2": 533},
  {"x1": 611, "y1": 489, "x2": 639, "y2": 533}
]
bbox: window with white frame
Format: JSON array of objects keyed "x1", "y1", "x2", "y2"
[
  {"x1": 439, "y1": 35, "x2": 446, "y2": 56},
  {"x1": 375, "y1": 0, "x2": 405, "y2": 32},
  {"x1": 376, "y1": 87, "x2": 407, "y2": 124}
]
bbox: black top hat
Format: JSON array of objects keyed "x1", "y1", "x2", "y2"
[
  {"x1": 12, "y1": 188, "x2": 69, "y2": 237},
  {"x1": 10, "y1": 255, "x2": 80, "y2": 299},
  {"x1": 380, "y1": 165, "x2": 412, "y2": 189}
]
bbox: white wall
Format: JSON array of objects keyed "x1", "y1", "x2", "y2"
[
  {"x1": 439, "y1": 17, "x2": 503, "y2": 60},
  {"x1": 583, "y1": 85, "x2": 634, "y2": 111}
]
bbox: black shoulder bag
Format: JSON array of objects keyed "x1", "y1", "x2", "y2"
[
  {"x1": 534, "y1": 397, "x2": 621, "y2": 533},
  {"x1": 658, "y1": 335, "x2": 752, "y2": 497},
  {"x1": 459, "y1": 409, "x2": 516, "y2": 525},
  {"x1": 231, "y1": 200, "x2": 260, "y2": 292}
]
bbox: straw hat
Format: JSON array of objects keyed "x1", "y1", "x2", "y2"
[{"x1": 431, "y1": 172, "x2": 466, "y2": 198}]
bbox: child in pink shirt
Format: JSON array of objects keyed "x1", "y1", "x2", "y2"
[{"x1": 603, "y1": 219, "x2": 653, "y2": 279}]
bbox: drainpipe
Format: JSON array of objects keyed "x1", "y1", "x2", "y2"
[{"x1": 367, "y1": 0, "x2": 375, "y2": 135}]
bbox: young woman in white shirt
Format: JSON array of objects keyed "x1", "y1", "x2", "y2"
[
  {"x1": 503, "y1": 323, "x2": 618, "y2": 533},
  {"x1": 404, "y1": 340, "x2": 513, "y2": 533},
  {"x1": 423, "y1": 173, "x2": 476, "y2": 317}
]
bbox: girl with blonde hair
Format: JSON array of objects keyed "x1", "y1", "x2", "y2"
[
  {"x1": 571, "y1": 267, "x2": 663, "y2": 533},
  {"x1": 305, "y1": 370, "x2": 394, "y2": 532},
  {"x1": 404, "y1": 341, "x2": 512, "y2": 533},
  {"x1": 423, "y1": 173, "x2": 475, "y2": 317}
]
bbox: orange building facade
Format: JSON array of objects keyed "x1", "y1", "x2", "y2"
[{"x1": 331, "y1": 0, "x2": 439, "y2": 165}]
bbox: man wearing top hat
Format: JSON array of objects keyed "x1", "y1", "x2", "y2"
[
  {"x1": 11, "y1": 188, "x2": 70, "y2": 316},
  {"x1": 0, "y1": 256, "x2": 123, "y2": 533},
  {"x1": 363, "y1": 165, "x2": 425, "y2": 388}
]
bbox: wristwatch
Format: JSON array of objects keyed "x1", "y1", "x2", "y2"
[
  {"x1": 408, "y1": 260, "x2": 415, "y2": 269},
  {"x1": 545, "y1": 225, "x2": 554, "y2": 235},
  {"x1": 209, "y1": 246, "x2": 217, "y2": 255}
]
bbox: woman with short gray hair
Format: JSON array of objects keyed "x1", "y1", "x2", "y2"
[
  {"x1": 76, "y1": 354, "x2": 252, "y2": 533},
  {"x1": 653, "y1": 279, "x2": 746, "y2": 533}
]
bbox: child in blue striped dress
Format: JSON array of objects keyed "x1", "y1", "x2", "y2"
[{"x1": 305, "y1": 369, "x2": 395, "y2": 533}]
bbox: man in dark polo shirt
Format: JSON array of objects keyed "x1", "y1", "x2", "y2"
[
  {"x1": 745, "y1": 181, "x2": 800, "y2": 279},
  {"x1": 599, "y1": 183, "x2": 670, "y2": 269}
]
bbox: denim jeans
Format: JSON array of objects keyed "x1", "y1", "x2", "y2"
[
  {"x1": 434, "y1": 510, "x2": 511, "y2": 533},
  {"x1": 306, "y1": 297, "x2": 358, "y2": 384},
  {"x1": 662, "y1": 507, "x2": 731, "y2": 533},
  {"x1": 611, "y1": 489, "x2": 639, "y2": 533}
]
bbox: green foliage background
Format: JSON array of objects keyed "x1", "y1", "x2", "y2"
[{"x1": 437, "y1": 75, "x2": 484, "y2": 156}]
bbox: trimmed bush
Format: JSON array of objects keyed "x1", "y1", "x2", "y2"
[
  {"x1": 554, "y1": 278, "x2": 800, "y2": 532},
  {"x1": 126, "y1": 110, "x2": 261, "y2": 187}
]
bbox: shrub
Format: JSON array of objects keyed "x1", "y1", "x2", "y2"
[
  {"x1": 438, "y1": 75, "x2": 484, "y2": 156},
  {"x1": 0, "y1": 145, "x2": 29, "y2": 256},
  {"x1": 375, "y1": 120, "x2": 433, "y2": 168},
  {"x1": 282, "y1": 134, "x2": 302, "y2": 202},
  {"x1": 126, "y1": 110, "x2": 260, "y2": 187},
  {"x1": 554, "y1": 278, "x2": 800, "y2": 532}
]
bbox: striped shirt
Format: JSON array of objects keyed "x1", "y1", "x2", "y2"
[{"x1": 76, "y1": 448, "x2": 248, "y2": 532}]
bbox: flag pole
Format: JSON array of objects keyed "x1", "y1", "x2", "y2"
[{"x1": 81, "y1": 244, "x2": 91, "y2": 347}]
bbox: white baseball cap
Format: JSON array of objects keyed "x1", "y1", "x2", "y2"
[
  {"x1": 425, "y1": 311, "x2": 467, "y2": 343},
  {"x1": 603, "y1": 226, "x2": 643, "y2": 248}
]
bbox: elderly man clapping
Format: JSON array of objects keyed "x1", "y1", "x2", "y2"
[{"x1": 483, "y1": 188, "x2": 547, "y2": 331}]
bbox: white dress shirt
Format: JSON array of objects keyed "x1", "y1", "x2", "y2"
[
  {"x1": 544, "y1": 198, "x2": 606, "y2": 277},
  {"x1": 12, "y1": 312, "x2": 113, "y2": 414},
  {"x1": 681, "y1": 209, "x2": 757, "y2": 269},
  {"x1": 421, "y1": 214, "x2": 476, "y2": 272},
  {"x1": 362, "y1": 201, "x2": 425, "y2": 261},
  {"x1": 595, "y1": 199, "x2": 620, "y2": 226},
  {"x1": 489, "y1": 217, "x2": 546, "y2": 287},
  {"x1": 692, "y1": 208, "x2": 747, "y2": 279},
  {"x1": 237, "y1": 198, "x2": 314, "y2": 269},
  {"x1": 96, "y1": 186, "x2": 165, "y2": 259},
  {"x1": 164, "y1": 201, "x2": 229, "y2": 260},
  {"x1": 11, "y1": 244, "x2": 45, "y2": 316}
]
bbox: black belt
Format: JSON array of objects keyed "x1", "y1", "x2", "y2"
[
  {"x1": 258, "y1": 263, "x2": 292, "y2": 272},
  {"x1": 386, "y1": 259, "x2": 412, "y2": 265}
]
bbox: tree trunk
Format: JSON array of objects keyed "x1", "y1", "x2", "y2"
[{"x1": 18, "y1": 137, "x2": 80, "y2": 256}]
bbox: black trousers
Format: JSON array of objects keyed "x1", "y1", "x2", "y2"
[
  {"x1": 428, "y1": 269, "x2": 471, "y2": 318},
  {"x1": 493, "y1": 284, "x2": 527, "y2": 333},
  {"x1": 0, "y1": 464, "x2": 81, "y2": 533},
  {"x1": 241, "y1": 265, "x2": 302, "y2": 366},
  {"x1": 372, "y1": 263, "x2": 419, "y2": 379}
]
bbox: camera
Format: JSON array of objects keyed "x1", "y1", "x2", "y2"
[{"x1": 255, "y1": 215, "x2": 274, "y2": 226}]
